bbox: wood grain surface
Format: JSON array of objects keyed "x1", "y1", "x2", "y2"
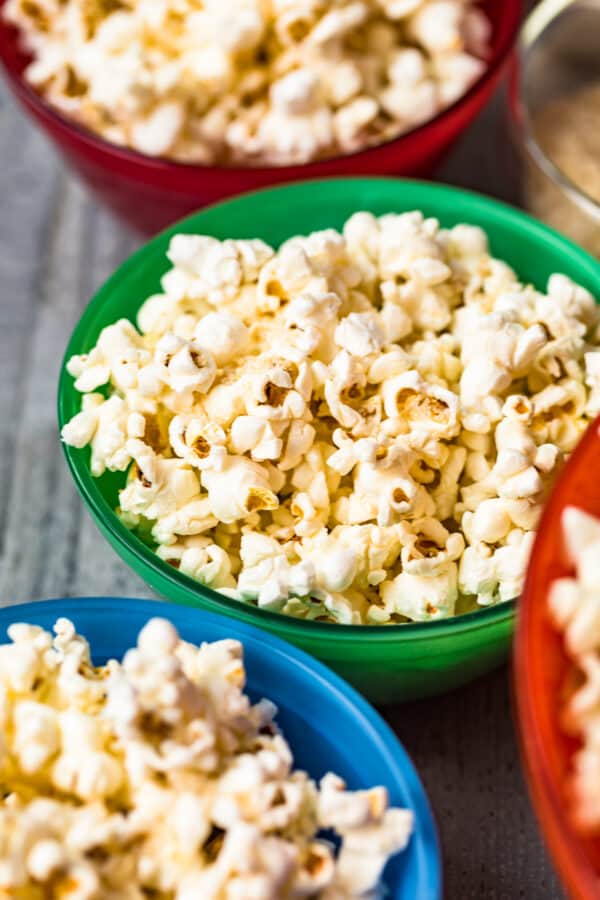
[{"x1": 0, "y1": 71, "x2": 563, "y2": 899}]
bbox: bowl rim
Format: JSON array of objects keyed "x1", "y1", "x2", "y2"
[
  {"x1": 0, "y1": 595, "x2": 442, "y2": 898},
  {"x1": 514, "y1": 416, "x2": 600, "y2": 899},
  {"x1": 510, "y1": 0, "x2": 600, "y2": 220},
  {"x1": 0, "y1": 0, "x2": 523, "y2": 176},
  {"x1": 57, "y1": 175, "x2": 600, "y2": 643}
]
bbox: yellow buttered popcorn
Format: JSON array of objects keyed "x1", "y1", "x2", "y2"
[
  {"x1": 0, "y1": 618, "x2": 413, "y2": 898},
  {"x1": 6, "y1": 0, "x2": 489, "y2": 166},
  {"x1": 63, "y1": 211, "x2": 600, "y2": 623}
]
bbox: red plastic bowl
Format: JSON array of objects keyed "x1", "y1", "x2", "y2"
[
  {"x1": 0, "y1": 0, "x2": 522, "y2": 234},
  {"x1": 515, "y1": 416, "x2": 600, "y2": 899}
]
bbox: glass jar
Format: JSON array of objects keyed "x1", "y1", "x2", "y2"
[{"x1": 510, "y1": 0, "x2": 600, "y2": 256}]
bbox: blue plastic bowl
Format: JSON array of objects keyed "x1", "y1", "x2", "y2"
[{"x1": 0, "y1": 597, "x2": 441, "y2": 899}]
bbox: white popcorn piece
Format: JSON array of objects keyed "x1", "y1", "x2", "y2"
[
  {"x1": 61, "y1": 394, "x2": 138, "y2": 477},
  {"x1": 463, "y1": 499, "x2": 512, "y2": 545},
  {"x1": 130, "y1": 101, "x2": 185, "y2": 156},
  {"x1": 155, "y1": 334, "x2": 217, "y2": 394},
  {"x1": 431, "y1": 444, "x2": 466, "y2": 521},
  {"x1": 0, "y1": 618, "x2": 412, "y2": 895},
  {"x1": 400, "y1": 519, "x2": 464, "y2": 577},
  {"x1": 532, "y1": 380, "x2": 588, "y2": 451},
  {"x1": 382, "y1": 370, "x2": 460, "y2": 442},
  {"x1": 547, "y1": 273, "x2": 599, "y2": 330},
  {"x1": 561, "y1": 506, "x2": 600, "y2": 572},
  {"x1": 151, "y1": 496, "x2": 218, "y2": 545},
  {"x1": 325, "y1": 350, "x2": 368, "y2": 430},
  {"x1": 230, "y1": 416, "x2": 284, "y2": 461},
  {"x1": 584, "y1": 351, "x2": 600, "y2": 416},
  {"x1": 458, "y1": 530, "x2": 535, "y2": 606},
  {"x1": 27, "y1": 839, "x2": 68, "y2": 882},
  {"x1": 193, "y1": 311, "x2": 249, "y2": 366},
  {"x1": 13, "y1": 701, "x2": 60, "y2": 774},
  {"x1": 158, "y1": 537, "x2": 234, "y2": 587},
  {"x1": 63, "y1": 209, "x2": 600, "y2": 624},
  {"x1": 66, "y1": 319, "x2": 147, "y2": 393},
  {"x1": 201, "y1": 455, "x2": 279, "y2": 523},
  {"x1": 169, "y1": 414, "x2": 227, "y2": 470},
  {"x1": 279, "y1": 420, "x2": 316, "y2": 471},
  {"x1": 381, "y1": 565, "x2": 459, "y2": 620},
  {"x1": 245, "y1": 362, "x2": 308, "y2": 421},
  {"x1": 546, "y1": 506, "x2": 600, "y2": 830},
  {"x1": 334, "y1": 95, "x2": 379, "y2": 150},
  {"x1": 334, "y1": 312, "x2": 384, "y2": 358},
  {"x1": 119, "y1": 439, "x2": 201, "y2": 524},
  {"x1": 434, "y1": 51, "x2": 485, "y2": 106},
  {"x1": 408, "y1": 1, "x2": 465, "y2": 53},
  {"x1": 344, "y1": 452, "x2": 419, "y2": 527},
  {"x1": 202, "y1": 379, "x2": 248, "y2": 427},
  {"x1": 380, "y1": 78, "x2": 438, "y2": 129}
]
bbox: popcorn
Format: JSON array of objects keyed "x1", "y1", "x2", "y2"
[
  {"x1": 61, "y1": 394, "x2": 137, "y2": 477},
  {"x1": 0, "y1": 617, "x2": 412, "y2": 896},
  {"x1": 547, "y1": 507, "x2": 600, "y2": 830},
  {"x1": 201, "y1": 455, "x2": 279, "y2": 523},
  {"x1": 344, "y1": 451, "x2": 420, "y2": 527},
  {"x1": 531, "y1": 379, "x2": 588, "y2": 451},
  {"x1": 119, "y1": 439, "x2": 201, "y2": 523},
  {"x1": 585, "y1": 351, "x2": 600, "y2": 416},
  {"x1": 157, "y1": 537, "x2": 234, "y2": 588},
  {"x1": 194, "y1": 311, "x2": 250, "y2": 366},
  {"x1": 66, "y1": 319, "x2": 149, "y2": 393},
  {"x1": 381, "y1": 370, "x2": 460, "y2": 442},
  {"x1": 459, "y1": 530, "x2": 535, "y2": 606},
  {"x1": 153, "y1": 333, "x2": 217, "y2": 394},
  {"x1": 63, "y1": 211, "x2": 600, "y2": 623},
  {"x1": 230, "y1": 416, "x2": 284, "y2": 461},
  {"x1": 381, "y1": 565, "x2": 459, "y2": 621},
  {"x1": 463, "y1": 498, "x2": 512, "y2": 545},
  {"x1": 169, "y1": 415, "x2": 227, "y2": 470},
  {"x1": 7, "y1": 0, "x2": 490, "y2": 166},
  {"x1": 317, "y1": 772, "x2": 413, "y2": 895},
  {"x1": 335, "y1": 312, "x2": 384, "y2": 358}
]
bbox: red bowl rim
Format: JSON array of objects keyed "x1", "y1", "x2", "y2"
[
  {"x1": 0, "y1": 0, "x2": 523, "y2": 176},
  {"x1": 515, "y1": 415, "x2": 600, "y2": 900}
]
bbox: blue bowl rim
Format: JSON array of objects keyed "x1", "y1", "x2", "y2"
[{"x1": 0, "y1": 595, "x2": 442, "y2": 898}]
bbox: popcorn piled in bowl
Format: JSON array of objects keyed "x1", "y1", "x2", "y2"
[
  {"x1": 0, "y1": 616, "x2": 412, "y2": 897},
  {"x1": 5, "y1": 0, "x2": 490, "y2": 165},
  {"x1": 61, "y1": 210, "x2": 600, "y2": 624},
  {"x1": 549, "y1": 507, "x2": 600, "y2": 832}
]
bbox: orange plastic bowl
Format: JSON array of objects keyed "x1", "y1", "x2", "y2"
[
  {"x1": 0, "y1": 0, "x2": 522, "y2": 234},
  {"x1": 515, "y1": 415, "x2": 600, "y2": 899}
]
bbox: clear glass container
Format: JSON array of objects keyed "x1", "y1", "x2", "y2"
[{"x1": 511, "y1": 0, "x2": 600, "y2": 256}]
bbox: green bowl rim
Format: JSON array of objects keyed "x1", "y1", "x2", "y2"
[{"x1": 57, "y1": 176, "x2": 600, "y2": 644}]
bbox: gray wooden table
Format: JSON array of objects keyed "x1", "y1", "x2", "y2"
[{"x1": 0, "y1": 71, "x2": 563, "y2": 899}]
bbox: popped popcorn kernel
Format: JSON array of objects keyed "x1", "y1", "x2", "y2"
[
  {"x1": 548, "y1": 507, "x2": 600, "y2": 832},
  {"x1": 63, "y1": 211, "x2": 600, "y2": 622}
]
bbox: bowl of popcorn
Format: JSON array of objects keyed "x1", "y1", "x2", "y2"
[
  {"x1": 0, "y1": 596, "x2": 441, "y2": 898},
  {"x1": 0, "y1": 0, "x2": 521, "y2": 234},
  {"x1": 58, "y1": 177, "x2": 600, "y2": 703},
  {"x1": 515, "y1": 416, "x2": 600, "y2": 900}
]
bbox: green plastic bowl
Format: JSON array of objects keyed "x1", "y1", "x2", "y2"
[{"x1": 58, "y1": 177, "x2": 600, "y2": 704}]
